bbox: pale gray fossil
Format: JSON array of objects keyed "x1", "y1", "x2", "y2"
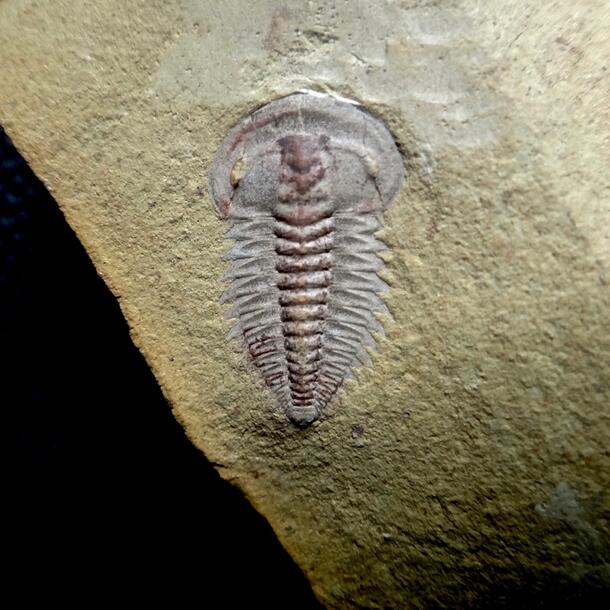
[{"x1": 208, "y1": 92, "x2": 404, "y2": 426}]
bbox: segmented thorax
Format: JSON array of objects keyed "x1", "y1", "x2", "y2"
[{"x1": 208, "y1": 93, "x2": 404, "y2": 425}]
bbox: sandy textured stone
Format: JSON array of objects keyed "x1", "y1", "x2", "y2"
[{"x1": 1, "y1": 1, "x2": 609, "y2": 607}]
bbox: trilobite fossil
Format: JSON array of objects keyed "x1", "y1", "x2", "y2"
[{"x1": 208, "y1": 92, "x2": 404, "y2": 426}]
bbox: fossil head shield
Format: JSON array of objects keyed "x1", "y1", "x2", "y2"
[{"x1": 208, "y1": 92, "x2": 404, "y2": 426}]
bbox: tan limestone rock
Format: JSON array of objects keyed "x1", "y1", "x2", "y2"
[{"x1": 1, "y1": 1, "x2": 608, "y2": 607}]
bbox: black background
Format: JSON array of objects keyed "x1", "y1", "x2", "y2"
[{"x1": 1, "y1": 128, "x2": 321, "y2": 607}]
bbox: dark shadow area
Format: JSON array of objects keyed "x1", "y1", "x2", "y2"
[{"x1": 1, "y1": 127, "x2": 322, "y2": 607}]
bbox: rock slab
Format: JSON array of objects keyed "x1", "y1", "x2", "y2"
[{"x1": 1, "y1": 1, "x2": 609, "y2": 607}]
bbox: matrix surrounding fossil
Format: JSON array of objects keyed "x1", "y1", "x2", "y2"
[{"x1": 209, "y1": 92, "x2": 404, "y2": 425}]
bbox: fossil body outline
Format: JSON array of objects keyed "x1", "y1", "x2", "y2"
[{"x1": 208, "y1": 92, "x2": 404, "y2": 425}]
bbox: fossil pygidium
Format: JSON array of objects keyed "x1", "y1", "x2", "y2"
[{"x1": 208, "y1": 92, "x2": 404, "y2": 425}]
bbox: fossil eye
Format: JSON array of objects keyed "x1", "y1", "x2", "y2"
[
  {"x1": 230, "y1": 158, "x2": 246, "y2": 188},
  {"x1": 364, "y1": 154, "x2": 380, "y2": 179},
  {"x1": 208, "y1": 92, "x2": 404, "y2": 425}
]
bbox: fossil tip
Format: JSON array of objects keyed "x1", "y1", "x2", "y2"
[{"x1": 287, "y1": 405, "x2": 319, "y2": 427}]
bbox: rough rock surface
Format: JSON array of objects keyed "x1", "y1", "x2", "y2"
[{"x1": 1, "y1": 1, "x2": 608, "y2": 607}]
